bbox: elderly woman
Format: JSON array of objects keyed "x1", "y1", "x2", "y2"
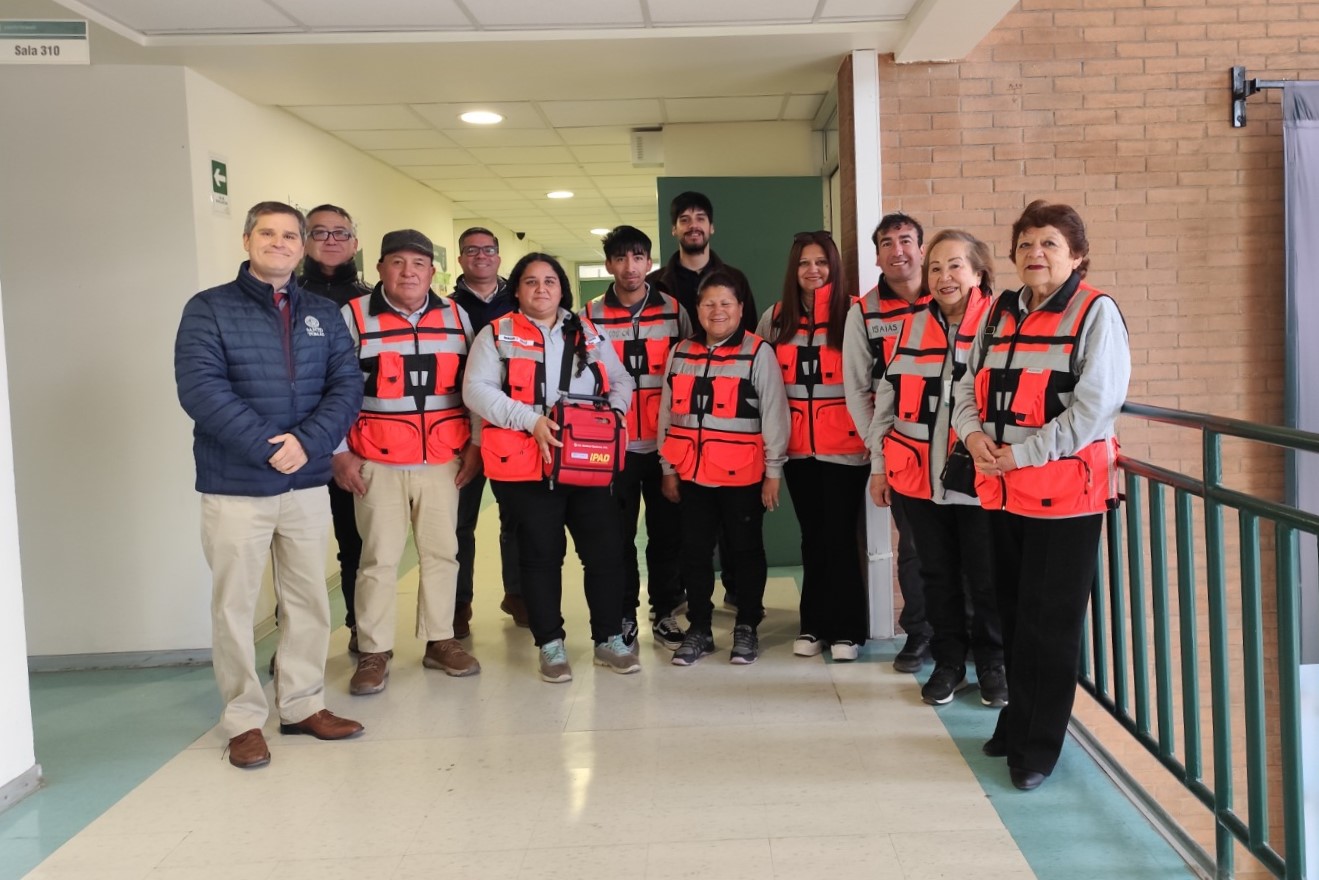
[
  {"x1": 868, "y1": 229, "x2": 1005, "y2": 707},
  {"x1": 952, "y1": 201, "x2": 1130, "y2": 791},
  {"x1": 756, "y1": 231, "x2": 870, "y2": 662},
  {"x1": 659, "y1": 270, "x2": 790, "y2": 667},
  {"x1": 463, "y1": 253, "x2": 636, "y2": 684}
]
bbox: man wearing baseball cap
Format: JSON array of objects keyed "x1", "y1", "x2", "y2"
[{"x1": 333, "y1": 229, "x2": 483, "y2": 694}]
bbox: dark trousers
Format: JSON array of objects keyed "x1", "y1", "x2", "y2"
[
  {"x1": 328, "y1": 482, "x2": 362, "y2": 629},
  {"x1": 679, "y1": 481, "x2": 766, "y2": 630},
  {"x1": 490, "y1": 479, "x2": 626, "y2": 647},
  {"x1": 889, "y1": 497, "x2": 930, "y2": 637},
  {"x1": 455, "y1": 472, "x2": 521, "y2": 604},
  {"x1": 783, "y1": 458, "x2": 870, "y2": 644},
  {"x1": 612, "y1": 450, "x2": 683, "y2": 619},
  {"x1": 893, "y1": 494, "x2": 1002, "y2": 670},
  {"x1": 989, "y1": 511, "x2": 1103, "y2": 776}
]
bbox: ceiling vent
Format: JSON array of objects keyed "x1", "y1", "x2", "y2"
[{"x1": 630, "y1": 128, "x2": 664, "y2": 167}]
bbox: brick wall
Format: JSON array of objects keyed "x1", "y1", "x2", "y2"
[{"x1": 870, "y1": 1, "x2": 1319, "y2": 873}]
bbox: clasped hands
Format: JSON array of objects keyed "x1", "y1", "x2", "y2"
[{"x1": 963, "y1": 431, "x2": 1017, "y2": 476}]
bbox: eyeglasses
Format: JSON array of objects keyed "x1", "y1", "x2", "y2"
[
  {"x1": 309, "y1": 229, "x2": 353, "y2": 242},
  {"x1": 461, "y1": 245, "x2": 499, "y2": 257}
]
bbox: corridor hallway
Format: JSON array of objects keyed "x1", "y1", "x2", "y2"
[{"x1": 3, "y1": 507, "x2": 1195, "y2": 879}]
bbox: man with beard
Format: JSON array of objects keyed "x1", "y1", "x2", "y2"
[
  {"x1": 449, "y1": 226, "x2": 527, "y2": 633},
  {"x1": 647, "y1": 191, "x2": 757, "y2": 332},
  {"x1": 298, "y1": 204, "x2": 371, "y2": 652}
]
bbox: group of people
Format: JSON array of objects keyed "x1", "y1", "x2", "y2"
[{"x1": 174, "y1": 191, "x2": 1130, "y2": 795}]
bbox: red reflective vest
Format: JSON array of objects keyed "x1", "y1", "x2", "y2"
[
  {"x1": 858, "y1": 280, "x2": 928, "y2": 385},
  {"x1": 881, "y1": 289, "x2": 991, "y2": 500},
  {"x1": 660, "y1": 330, "x2": 767, "y2": 487},
  {"x1": 346, "y1": 291, "x2": 470, "y2": 466},
  {"x1": 972, "y1": 281, "x2": 1120, "y2": 517},
  {"x1": 770, "y1": 284, "x2": 867, "y2": 457},
  {"x1": 582, "y1": 286, "x2": 683, "y2": 443},
  {"x1": 481, "y1": 312, "x2": 611, "y2": 482}
]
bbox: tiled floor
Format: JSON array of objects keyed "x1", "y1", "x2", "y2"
[{"x1": 4, "y1": 497, "x2": 1196, "y2": 879}]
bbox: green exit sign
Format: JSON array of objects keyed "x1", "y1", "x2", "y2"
[{"x1": 210, "y1": 160, "x2": 227, "y2": 195}]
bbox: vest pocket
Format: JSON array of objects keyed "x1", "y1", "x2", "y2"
[
  {"x1": 481, "y1": 426, "x2": 542, "y2": 482},
  {"x1": 374, "y1": 351, "x2": 406, "y2": 399},
  {"x1": 786, "y1": 399, "x2": 810, "y2": 456},
  {"x1": 812, "y1": 399, "x2": 866, "y2": 456},
  {"x1": 882, "y1": 432, "x2": 931, "y2": 500},
  {"x1": 818, "y1": 346, "x2": 844, "y2": 384},
  {"x1": 1003, "y1": 456, "x2": 1090, "y2": 515},
  {"x1": 710, "y1": 375, "x2": 742, "y2": 417},
  {"x1": 974, "y1": 471, "x2": 1005, "y2": 510},
  {"x1": 668, "y1": 373, "x2": 696, "y2": 415},
  {"x1": 1009, "y1": 368, "x2": 1051, "y2": 428},
  {"x1": 660, "y1": 431, "x2": 697, "y2": 480},
  {"x1": 644, "y1": 337, "x2": 671, "y2": 376},
  {"x1": 432, "y1": 352, "x2": 461, "y2": 394},
  {"x1": 350, "y1": 415, "x2": 422, "y2": 465},
  {"x1": 637, "y1": 387, "x2": 663, "y2": 440},
  {"x1": 506, "y1": 358, "x2": 539, "y2": 405},
  {"x1": 775, "y1": 344, "x2": 798, "y2": 384},
  {"x1": 895, "y1": 374, "x2": 929, "y2": 423},
  {"x1": 696, "y1": 436, "x2": 765, "y2": 486},
  {"x1": 425, "y1": 412, "x2": 471, "y2": 464}
]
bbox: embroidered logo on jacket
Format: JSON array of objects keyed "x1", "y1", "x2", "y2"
[{"x1": 304, "y1": 316, "x2": 325, "y2": 337}]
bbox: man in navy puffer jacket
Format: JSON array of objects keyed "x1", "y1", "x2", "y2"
[{"x1": 175, "y1": 200, "x2": 365, "y2": 769}]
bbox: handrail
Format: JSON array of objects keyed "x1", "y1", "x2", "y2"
[{"x1": 1079, "y1": 401, "x2": 1310, "y2": 880}]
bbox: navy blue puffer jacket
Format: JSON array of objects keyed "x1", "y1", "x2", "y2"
[{"x1": 175, "y1": 262, "x2": 363, "y2": 496}]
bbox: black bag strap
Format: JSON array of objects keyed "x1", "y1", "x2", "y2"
[{"x1": 556, "y1": 315, "x2": 578, "y2": 402}]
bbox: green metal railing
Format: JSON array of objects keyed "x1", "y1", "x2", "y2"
[{"x1": 1079, "y1": 402, "x2": 1313, "y2": 880}]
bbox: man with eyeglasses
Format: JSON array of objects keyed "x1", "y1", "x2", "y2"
[
  {"x1": 449, "y1": 227, "x2": 527, "y2": 633},
  {"x1": 298, "y1": 204, "x2": 372, "y2": 654}
]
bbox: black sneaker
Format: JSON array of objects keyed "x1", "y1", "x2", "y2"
[
  {"x1": 978, "y1": 665, "x2": 1009, "y2": 707},
  {"x1": 653, "y1": 615, "x2": 686, "y2": 651},
  {"x1": 893, "y1": 631, "x2": 932, "y2": 673},
  {"x1": 621, "y1": 617, "x2": 640, "y2": 655},
  {"x1": 921, "y1": 664, "x2": 967, "y2": 705},
  {"x1": 729, "y1": 624, "x2": 759, "y2": 665},
  {"x1": 671, "y1": 629, "x2": 715, "y2": 666}
]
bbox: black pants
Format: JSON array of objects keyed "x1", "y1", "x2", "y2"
[
  {"x1": 783, "y1": 458, "x2": 869, "y2": 644},
  {"x1": 889, "y1": 497, "x2": 930, "y2": 637},
  {"x1": 679, "y1": 481, "x2": 766, "y2": 630},
  {"x1": 989, "y1": 511, "x2": 1103, "y2": 776},
  {"x1": 455, "y1": 472, "x2": 522, "y2": 604},
  {"x1": 328, "y1": 482, "x2": 362, "y2": 629},
  {"x1": 490, "y1": 479, "x2": 626, "y2": 647},
  {"x1": 892, "y1": 494, "x2": 1002, "y2": 670},
  {"x1": 612, "y1": 450, "x2": 683, "y2": 619}
]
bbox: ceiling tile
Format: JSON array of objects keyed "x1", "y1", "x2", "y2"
[
  {"x1": 479, "y1": 146, "x2": 578, "y2": 165},
  {"x1": 415, "y1": 166, "x2": 499, "y2": 180},
  {"x1": 580, "y1": 163, "x2": 654, "y2": 176},
  {"x1": 506, "y1": 178, "x2": 594, "y2": 193},
  {"x1": 286, "y1": 105, "x2": 427, "y2": 130},
  {"x1": 556, "y1": 127, "x2": 634, "y2": 145},
  {"x1": 568, "y1": 144, "x2": 632, "y2": 163},
  {"x1": 647, "y1": 0, "x2": 818, "y2": 25},
  {"x1": 441, "y1": 129, "x2": 565, "y2": 148},
  {"x1": 819, "y1": 0, "x2": 916, "y2": 21},
  {"x1": 489, "y1": 164, "x2": 584, "y2": 179},
  {"x1": 540, "y1": 99, "x2": 663, "y2": 128},
  {"x1": 664, "y1": 95, "x2": 784, "y2": 123},
  {"x1": 271, "y1": 0, "x2": 473, "y2": 29},
  {"x1": 80, "y1": 0, "x2": 299, "y2": 32},
  {"x1": 368, "y1": 148, "x2": 474, "y2": 165},
  {"x1": 411, "y1": 102, "x2": 546, "y2": 130},
  {"x1": 335, "y1": 129, "x2": 458, "y2": 150},
  {"x1": 782, "y1": 94, "x2": 826, "y2": 120},
  {"x1": 464, "y1": 0, "x2": 645, "y2": 28}
]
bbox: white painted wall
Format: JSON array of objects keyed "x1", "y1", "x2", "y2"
[
  {"x1": 0, "y1": 267, "x2": 37, "y2": 799},
  {"x1": 662, "y1": 121, "x2": 818, "y2": 176},
  {"x1": 0, "y1": 64, "x2": 458, "y2": 658}
]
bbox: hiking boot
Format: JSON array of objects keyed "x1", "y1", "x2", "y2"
[
  {"x1": 349, "y1": 651, "x2": 391, "y2": 695},
  {"x1": 893, "y1": 631, "x2": 932, "y2": 673},
  {"x1": 729, "y1": 624, "x2": 759, "y2": 665},
  {"x1": 538, "y1": 639, "x2": 572, "y2": 683},
  {"x1": 593, "y1": 634, "x2": 641, "y2": 674},
  {"x1": 653, "y1": 615, "x2": 686, "y2": 651},
  {"x1": 921, "y1": 664, "x2": 967, "y2": 705},
  {"x1": 978, "y1": 665, "x2": 1009, "y2": 708},
  {"x1": 671, "y1": 629, "x2": 715, "y2": 666},
  {"x1": 423, "y1": 638, "x2": 481, "y2": 677}
]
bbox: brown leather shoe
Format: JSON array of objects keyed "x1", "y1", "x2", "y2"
[
  {"x1": 227, "y1": 729, "x2": 270, "y2": 768},
  {"x1": 279, "y1": 709, "x2": 364, "y2": 740},
  {"x1": 349, "y1": 651, "x2": 391, "y2": 695},
  {"x1": 500, "y1": 593, "x2": 530, "y2": 628},
  {"x1": 347, "y1": 626, "x2": 359, "y2": 654},
  {"x1": 423, "y1": 638, "x2": 481, "y2": 677},
  {"x1": 453, "y1": 601, "x2": 473, "y2": 639}
]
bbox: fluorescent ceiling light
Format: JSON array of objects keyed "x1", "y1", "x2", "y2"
[
  {"x1": 546, "y1": 191, "x2": 574, "y2": 199},
  {"x1": 590, "y1": 228, "x2": 610, "y2": 235},
  {"x1": 460, "y1": 110, "x2": 503, "y2": 125}
]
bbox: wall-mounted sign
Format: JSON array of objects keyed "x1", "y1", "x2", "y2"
[
  {"x1": 0, "y1": 21, "x2": 89, "y2": 65},
  {"x1": 210, "y1": 156, "x2": 229, "y2": 216}
]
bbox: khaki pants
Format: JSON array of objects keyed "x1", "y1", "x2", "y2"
[
  {"x1": 354, "y1": 459, "x2": 461, "y2": 654},
  {"x1": 201, "y1": 490, "x2": 330, "y2": 738}
]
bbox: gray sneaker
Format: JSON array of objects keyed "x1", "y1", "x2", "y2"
[
  {"x1": 538, "y1": 639, "x2": 573, "y2": 683},
  {"x1": 594, "y1": 634, "x2": 641, "y2": 674},
  {"x1": 730, "y1": 624, "x2": 759, "y2": 665},
  {"x1": 671, "y1": 629, "x2": 715, "y2": 666},
  {"x1": 621, "y1": 617, "x2": 640, "y2": 655}
]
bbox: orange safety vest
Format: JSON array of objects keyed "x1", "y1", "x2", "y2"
[
  {"x1": 972, "y1": 280, "x2": 1120, "y2": 517},
  {"x1": 770, "y1": 284, "x2": 867, "y2": 457},
  {"x1": 858, "y1": 279, "x2": 928, "y2": 385},
  {"x1": 660, "y1": 329, "x2": 767, "y2": 487},
  {"x1": 481, "y1": 311, "x2": 610, "y2": 482},
  {"x1": 346, "y1": 290, "x2": 470, "y2": 465},
  {"x1": 881, "y1": 289, "x2": 991, "y2": 500},
  {"x1": 582, "y1": 286, "x2": 683, "y2": 443}
]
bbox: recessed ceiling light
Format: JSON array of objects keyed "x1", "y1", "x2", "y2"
[
  {"x1": 590, "y1": 228, "x2": 611, "y2": 236},
  {"x1": 546, "y1": 191, "x2": 574, "y2": 199},
  {"x1": 460, "y1": 110, "x2": 503, "y2": 125}
]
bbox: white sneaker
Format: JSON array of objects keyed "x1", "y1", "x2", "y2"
[
  {"x1": 830, "y1": 640, "x2": 860, "y2": 662},
  {"x1": 793, "y1": 634, "x2": 824, "y2": 656}
]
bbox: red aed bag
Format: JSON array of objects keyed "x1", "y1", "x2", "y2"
[{"x1": 544, "y1": 396, "x2": 626, "y2": 487}]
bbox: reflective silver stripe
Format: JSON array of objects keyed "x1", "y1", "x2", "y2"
[
  {"x1": 355, "y1": 298, "x2": 468, "y2": 417},
  {"x1": 666, "y1": 336, "x2": 761, "y2": 434},
  {"x1": 585, "y1": 299, "x2": 681, "y2": 391}
]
